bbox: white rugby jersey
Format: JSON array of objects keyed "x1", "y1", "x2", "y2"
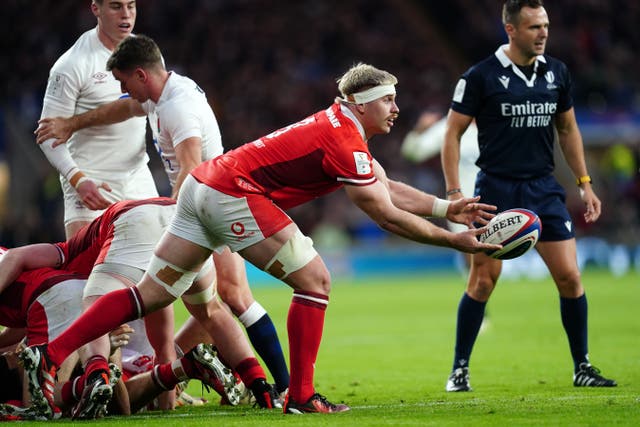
[
  {"x1": 142, "y1": 72, "x2": 223, "y2": 188},
  {"x1": 402, "y1": 117, "x2": 480, "y2": 196},
  {"x1": 40, "y1": 27, "x2": 149, "y2": 180}
]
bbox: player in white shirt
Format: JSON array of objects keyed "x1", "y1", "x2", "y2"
[
  {"x1": 141, "y1": 74, "x2": 222, "y2": 198},
  {"x1": 402, "y1": 112, "x2": 480, "y2": 233},
  {"x1": 401, "y1": 113, "x2": 490, "y2": 331},
  {"x1": 36, "y1": 34, "x2": 291, "y2": 400},
  {"x1": 36, "y1": 0, "x2": 158, "y2": 238}
]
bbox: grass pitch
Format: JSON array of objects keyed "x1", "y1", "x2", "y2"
[{"x1": 51, "y1": 268, "x2": 639, "y2": 426}]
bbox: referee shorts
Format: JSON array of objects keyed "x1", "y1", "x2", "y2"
[{"x1": 474, "y1": 172, "x2": 574, "y2": 242}]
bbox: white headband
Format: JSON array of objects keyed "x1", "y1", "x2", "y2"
[{"x1": 346, "y1": 84, "x2": 396, "y2": 104}]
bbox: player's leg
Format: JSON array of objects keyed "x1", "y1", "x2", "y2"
[
  {"x1": 124, "y1": 371, "x2": 162, "y2": 414},
  {"x1": 70, "y1": 273, "x2": 135, "y2": 419},
  {"x1": 240, "y1": 224, "x2": 349, "y2": 414},
  {"x1": 142, "y1": 305, "x2": 177, "y2": 410},
  {"x1": 181, "y1": 270, "x2": 273, "y2": 408},
  {"x1": 174, "y1": 316, "x2": 212, "y2": 352},
  {"x1": 446, "y1": 252, "x2": 500, "y2": 392},
  {"x1": 125, "y1": 342, "x2": 232, "y2": 414},
  {"x1": 536, "y1": 239, "x2": 616, "y2": 386},
  {"x1": 19, "y1": 270, "x2": 180, "y2": 418},
  {"x1": 214, "y1": 247, "x2": 290, "y2": 396},
  {"x1": 24, "y1": 278, "x2": 83, "y2": 417},
  {"x1": 168, "y1": 178, "x2": 345, "y2": 412}
]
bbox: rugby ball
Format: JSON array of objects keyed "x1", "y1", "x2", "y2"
[{"x1": 479, "y1": 208, "x2": 541, "y2": 260}]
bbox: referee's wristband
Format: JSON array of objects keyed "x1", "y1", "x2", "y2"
[{"x1": 576, "y1": 175, "x2": 592, "y2": 185}]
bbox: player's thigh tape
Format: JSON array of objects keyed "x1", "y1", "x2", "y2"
[
  {"x1": 147, "y1": 254, "x2": 199, "y2": 298},
  {"x1": 181, "y1": 285, "x2": 215, "y2": 305},
  {"x1": 264, "y1": 229, "x2": 317, "y2": 280},
  {"x1": 194, "y1": 256, "x2": 214, "y2": 281}
]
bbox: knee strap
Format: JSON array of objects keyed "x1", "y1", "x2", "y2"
[
  {"x1": 146, "y1": 254, "x2": 199, "y2": 298},
  {"x1": 264, "y1": 229, "x2": 317, "y2": 279}
]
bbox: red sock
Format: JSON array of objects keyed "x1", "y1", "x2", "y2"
[
  {"x1": 84, "y1": 355, "x2": 109, "y2": 378},
  {"x1": 287, "y1": 290, "x2": 328, "y2": 403},
  {"x1": 48, "y1": 288, "x2": 144, "y2": 366},
  {"x1": 235, "y1": 357, "x2": 266, "y2": 387},
  {"x1": 60, "y1": 375, "x2": 83, "y2": 405},
  {"x1": 151, "y1": 362, "x2": 180, "y2": 391}
]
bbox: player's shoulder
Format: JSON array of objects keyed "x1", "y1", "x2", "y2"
[
  {"x1": 50, "y1": 29, "x2": 102, "y2": 74},
  {"x1": 163, "y1": 73, "x2": 207, "y2": 105}
]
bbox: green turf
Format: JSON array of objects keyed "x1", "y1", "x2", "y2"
[{"x1": 46, "y1": 269, "x2": 640, "y2": 426}]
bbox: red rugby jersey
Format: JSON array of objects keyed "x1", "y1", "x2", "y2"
[{"x1": 192, "y1": 103, "x2": 377, "y2": 210}]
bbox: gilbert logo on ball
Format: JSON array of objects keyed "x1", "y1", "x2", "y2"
[{"x1": 479, "y1": 208, "x2": 542, "y2": 260}]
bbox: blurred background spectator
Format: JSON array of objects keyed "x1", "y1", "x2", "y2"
[{"x1": 1, "y1": 0, "x2": 639, "y2": 253}]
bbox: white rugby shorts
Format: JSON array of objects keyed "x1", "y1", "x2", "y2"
[
  {"x1": 168, "y1": 175, "x2": 292, "y2": 253},
  {"x1": 62, "y1": 164, "x2": 159, "y2": 226}
]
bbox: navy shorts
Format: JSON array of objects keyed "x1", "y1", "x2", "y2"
[{"x1": 474, "y1": 172, "x2": 574, "y2": 242}]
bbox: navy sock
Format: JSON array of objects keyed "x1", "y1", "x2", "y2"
[
  {"x1": 560, "y1": 294, "x2": 589, "y2": 371},
  {"x1": 452, "y1": 293, "x2": 486, "y2": 371},
  {"x1": 246, "y1": 314, "x2": 290, "y2": 393}
]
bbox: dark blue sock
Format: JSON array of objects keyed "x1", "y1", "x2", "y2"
[
  {"x1": 246, "y1": 314, "x2": 290, "y2": 393},
  {"x1": 452, "y1": 293, "x2": 486, "y2": 371},
  {"x1": 560, "y1": 294, "x2": 589, "y2": 372}
]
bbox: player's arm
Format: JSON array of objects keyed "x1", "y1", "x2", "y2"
[
  {"x1": 35, "y1": 98, "x2": 144, "y2": 147},
  {"x1": 0, "y1": 327, "x2": 26, "y2": 351},
  {"x1": 374, "y1": 160, "x2": 495, "y2": 227},
  {"x1": 400, "y1": 112, "x2": 443, "y2": 163},
  {"x1": 37, "y1": 69, "x2": 120, "y2": 209},
  {"x1": 0, "y1": 244, "x2": 63, "y2": 295},
  {"x1": 555, "y1": 107, "x2": 601, "y2": 223},
  {"x1": 344, "y1": 180, "x2": 500, "y2": 253},
  {"x1": 442, "y1": 110, "x2": 473, "y2": 199},
  {"x1": 171, "y1": 136, "x2": 203, "y2": 199}
]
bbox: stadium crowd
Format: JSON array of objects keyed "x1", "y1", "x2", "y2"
[
  {"x1": 0, "y1": 0, "x2": 637, "y2": 420},
  {"x1": 2, "y1": 0, "x2": 637, "y2": 247}
]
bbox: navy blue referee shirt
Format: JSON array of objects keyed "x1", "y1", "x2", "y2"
[{"x1": 451, "y1": 45, "x2": 573, "y2": 179}]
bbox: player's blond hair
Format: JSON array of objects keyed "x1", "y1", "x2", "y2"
[{"x1": 337, "y1": 63, "x2": 398, "y2": 99}]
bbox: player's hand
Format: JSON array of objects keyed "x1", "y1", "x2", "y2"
[
  {"x1": 34, "y1": 117, "x2": 73, "y2": 147},
  {"x1": 579, "y1": 185, "x2": 601, "y2": 223},
  {"x1": 109, "y1": 324, "x2": 134, "y2": 355},
  {"x1": 451, "y1": 226, "x2": 502, "y2": 254},
  {"x1": 446, "y1": 195, "x2": 497, "y2": 227},
  {"x1": 76, "y1": 178, "x2": 113, "y2": 210}
]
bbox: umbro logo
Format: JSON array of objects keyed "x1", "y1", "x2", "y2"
[
  {"x1": 92, "y1": 72, "x2": 108, "y2": 83},
  {"x1": 564, "y1": 220, "x2": 572, "y2": 232},
  {"x1": 498, "y1": 75, "x2": 510, "y2": 89}
]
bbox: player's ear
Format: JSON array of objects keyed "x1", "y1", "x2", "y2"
[
  {"x1": 135, "y1": 68, "x2": 147, "y2": 83},
  {"x1": 355, "y1": 103, "x2": 366, "y2": 115},
  {"x1": 91, "y1": 1, "x2": 99, "y2": 17},
  {"x1": 504, "y1": 23, "x2": 516, "y2": 38}
]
